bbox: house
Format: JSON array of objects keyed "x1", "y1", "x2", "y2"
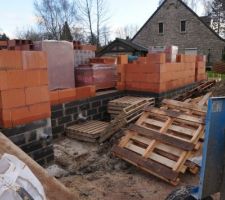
[
  {"x1": 97, "y1": 38, "x2": 148, "y2": 57},
  {"x1": 132, "y1": 0, "x2": 225, "y2": 64}
]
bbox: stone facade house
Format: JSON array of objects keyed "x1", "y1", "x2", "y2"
[{"x1": 132, "y1": 0, "x2": 225, "y2": 64}]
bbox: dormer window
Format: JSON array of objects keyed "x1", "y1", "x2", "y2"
[{"x1": 181, "y1": 20, "x2": 186, "y2": 32}]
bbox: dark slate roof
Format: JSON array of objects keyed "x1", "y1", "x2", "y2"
[
  {"x1": 96, "y1": 38, "x2": 148, "y2": 56},
  {"x1": 200, "y1": 16, "x2": 211, "y2": 26},
  {"x1": 115, "y1": 38, "x2": 148, "y2": 51},
  {"x1": 132, "y1": 0, "x2": 225, "y2": 42}
]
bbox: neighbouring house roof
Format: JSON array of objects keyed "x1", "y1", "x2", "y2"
[
  {"x1": 132, "y1": 0, "x2": 225, "y2": 42},
  {"x1": 96, "y1": 38, "x2": 148, "y2": 57},
  {"x1": 200, "y1": 16, "x2": 211, "y2": 26}
]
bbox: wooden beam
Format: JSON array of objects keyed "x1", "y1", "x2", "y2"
[
  {"x1": 128, "y1": 124, "x2": 195, "y2": 151},
  {"x1": 0, "y1": 133, "x2": 78, "y2": 200}
]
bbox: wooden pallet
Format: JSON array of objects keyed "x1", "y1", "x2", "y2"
[
  {"x1": 112, "y1": 98, "x2": 208, "y2": 185},
  {"x1": 99, "y1": 99, "x2": 154, "y2": 143},
  {"x1": 66, "y1": 120, "x2": 109, "y2": 142},
  {"x1": 174, "y1": 80, "x2": 215, "y2": 102},
  {"x1": 108, "y1": 96, "x2": 155, "y2": 118}
]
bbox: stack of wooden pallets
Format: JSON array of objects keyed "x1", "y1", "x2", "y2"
[
  {"x1": 112, "y1": 93, "x2": 210, "y2": 185},
  {"x1": 174, "y1": 80, "x2": 215, "y2": 101},
  {"x1": 66, "y1": 96, "x2": 155, "y2": 143},
  {"x1": 108, "y1": 96, "x2": 155, "y2": 119}
]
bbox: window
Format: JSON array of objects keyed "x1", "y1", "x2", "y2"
[
  {"x1": 181, "y1": 20, "x2": 186, "y2": 32},
  {"x1": 159, "y1": 22, "x2": 164, "y2": 34}
]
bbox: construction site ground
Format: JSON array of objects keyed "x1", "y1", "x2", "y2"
[
  {"x1": 49, "y1": 135, "x2": 204, "y2": 200},
  {"x1": 46, "y1": 81, "x2": 225, "y2": 200}
]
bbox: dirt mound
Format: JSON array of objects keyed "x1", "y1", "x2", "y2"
[{"x1": 212, "y1": 81, "x2": 225, "y2": 97}]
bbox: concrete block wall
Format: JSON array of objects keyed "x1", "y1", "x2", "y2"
[
  {"x1": 51, "y1": 91, "x2": 125, "y2": 138},
  {"x1": 1, "y1": 118, "x2": 53, "y2": 166},
  {"x1": 51, "y1": 82, "x2": 197, "y2": 138}
]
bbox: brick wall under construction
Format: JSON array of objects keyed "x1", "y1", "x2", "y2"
[
  {"x1": 116, "y1": 53, "x2": 206, "y2": 93},
  {"x1": 0, "y1": 50, "x2": 53, "y2": 166}
]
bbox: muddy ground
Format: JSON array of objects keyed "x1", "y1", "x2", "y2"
[{"x1": 49, "y1": 136, "x2": 201, "y2": 200}]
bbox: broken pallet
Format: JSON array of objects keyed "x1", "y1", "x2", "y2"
[{"x1": 112, "y1": 96, "x2": 209, "y2": 185}]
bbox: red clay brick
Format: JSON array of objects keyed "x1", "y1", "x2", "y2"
[
  {"x1": 39, "y1": 69, "x2": 49, "y2": 85},
  {"x1": 6, "y1": 70, "x2": 26, "y2": 89},
  {"x1": 0, "y1": 50, "x2": 23, "y2": 70},
  {"x1": 0, "y1": 71, "x2": 8, "y2": 90},
  {"x1": 11, "y1": 106, "x2": 30, "y2": 126},
  {"x1": 76, "y1": 86, "x2": 93, "y2": 100},
  {"x1": 116, "y1": 82, "x2": 125, "y2": 90},
  {"x1": 29, "y1": 102, "x2": 51, "y2": 118},
  {"x1": 58, "y1": 88, "x2": 76, "y2": 103},
  {"x1": 25, "y1": 86, "x2": 49, "y2": 105},
  {"x1": 0, "y1": 109, "x2": 12, "y2": 128},
  {"x1": 25, "y1": 69, "x2": 48, "y2": 87},
  {"x1": 50, "y1": 90, "x2": 59, "y2": 105},
  {"x1": 22, "y1": 51, "x2": 47, "y2": 70},
  {"x1": 0, "y1": 89, "x2": 26, "y2": 109},
  {"x1": 117, "y1": 55, "x2": 128, "y2": 64},
  {"x1": 90, "y1": 85, "x2": 96, "y2": 96},
  {"x1": 147, "y1": 53, "x2": 166, "y2": 64},
  {"x1": 11, "y1": 102, "x2": 51, "y2": 126}
]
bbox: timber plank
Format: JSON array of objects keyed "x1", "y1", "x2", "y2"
[
  {"x1": 112, "y1": 145, "x2": 179, "y2": 182},
  {"x1": 128, "y1": 124, "x2": 195, "y2": 151}
]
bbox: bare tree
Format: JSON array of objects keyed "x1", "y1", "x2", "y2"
[
  {"x1": 115, "y1": 24, "x2": 139, "y2": 39},
  {"x1": 34, "y1": 0, "x2": 77, "y2": 40},
  {"x1": 71, "y1": 27, "x2": 87, "y2": 43},
  {"x1": 77, "y1": 0, "x2": 110, "y2": 46},
  {"x1": 78, "y1": 0, "x2": 95, "y2": 44},
  {"x1": 210, "y1": 0, "x2": 225, "y2": 37},
  {"x1": 101, "y1": 25, "x2": 110, "y2": 46},
  {"x1": 96, "y1": 0, "x2": 109, "y2": 47},
  {"x1": 16, "y1": 27, "x2": 43, "y2": 41}
]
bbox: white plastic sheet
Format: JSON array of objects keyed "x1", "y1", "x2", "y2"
[{"x1": 0, "y1": 154, "x2": 46, "y2": 200}]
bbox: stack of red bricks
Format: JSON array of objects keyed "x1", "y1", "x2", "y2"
[
  {"x1": 195, "y1": 55, "x2": 207, "y2": 81},
  {"x1": 116, "y1": 53, "x2": 206, "y2": 93},
  {"x1": 8, "y1": 39, "x2": 34, "y2": 51},
  {"x1": 50, "y1": 86, "x2": 96, "y2": 105},
  {"x1": 0, "y1": 50, "x2": 50, "y2": 128},
  {"x1": 0, "y1": 41, "x2": 8, "y2": 50},
  {"x1": 116, "y1": 55, "x2": 128, "y2": 90},
  {"x1": 73, "y1": 41, "x2": 96, "y2": 51},
  {"x1": 90, "y1": 57, "x2": 116, "y2": 64}
]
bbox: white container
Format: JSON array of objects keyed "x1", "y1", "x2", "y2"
[{"x1": 149, "y1": 45, "x2": 178, "y2": 62}]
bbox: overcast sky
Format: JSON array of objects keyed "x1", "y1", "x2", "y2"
[{"x1": 0, "y1": 0, "x2": 205, "y2": 38}]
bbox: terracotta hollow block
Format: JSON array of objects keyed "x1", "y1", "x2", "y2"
[
  {"x1": 50, "y1": 90, "x2": 59, "y2": 105},
  {"x1": 25, "y1": 86, "x2": 50, "y2": 105},
  {"x1": 6, "y1": 70, "x2": 26, "y2": 89},
  {"x1": 58, "y1": 88, "x2": 76, "y2": 103},
  {"x1": 0, "y1": 89, "x2": 26, "y2": 109},
  {"x1": 147, "y1": 53, "x2": 166, "y2": 64},
  {"x1": 22, "y1": 51, "x2": 47, "y2": 70},
  {"x1": 0, "y1": 50, "x2": 23, "y2": 70}
]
